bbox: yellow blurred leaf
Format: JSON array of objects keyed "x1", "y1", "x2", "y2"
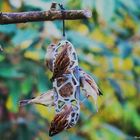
[
  {"x1": 2, "y1": 1, "x2": 12, "y2": 12},
  {"x1": 90, "y1": 29, "x2": 104, "y2": 41},
  {"x1": 6, "y1": 96, "x2": 17, "y2": 112},
  {"x1": 93, "y1": 67, "x2": 106, "y2": 79},
  {"x1": 90, "y1": 28, "x2": 115, "y2": 47},
  {"x1": 24, "y1": 51, "x2": 40, "y2": 61},
  {"x1": 123, "y1": 58, "x2": 133, "y2": 70},
  {"x1": 35, "y1": 104, "x2": 55, "y2": 122},
  {"x1": 113, "y1": 57, "x2": 133, "y2": 70},
  {"x1": 120, "y1": 81, "x2": 136, "y2": 97},
  {"x1": 123, "y1": 15, "x2": 136, "y2": 30},
  {"x1": 20, "y1": 40, "x2": 32, "y2": 49},
  {"x1": 133, "y1": 45, "x2": 140, "y2": 57},
  {"x1": 77, "y1": 24, "x2": 89, "y2": 35}
]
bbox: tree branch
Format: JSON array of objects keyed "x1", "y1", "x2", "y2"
[{"x1": 0, "y1": 10, "x2": 92, "y2": 25}]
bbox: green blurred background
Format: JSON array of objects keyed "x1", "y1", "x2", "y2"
[{"x1": 0, "y1": 0, "x2": 140, "y2": 140}]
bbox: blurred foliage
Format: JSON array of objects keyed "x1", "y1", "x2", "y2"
[{"x1": 0, "y1": 0, "x2": 140, "y2": 140}]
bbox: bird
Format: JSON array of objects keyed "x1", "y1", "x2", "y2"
[
  {"x1": 48, "y1": 40, "x2": 81, "y2": 136},
  {"x1": 19, "y1": 40, "x2": 102, "y2": 136},
  {"x1": 19, "y1": 90, "x2": 54, "y2": 107},
  {"x1": 45, "y1": 43, "x2": 58, "y2": 72},
  {"x1": 49, "y1": 105, "x2": 75, "y2": 136},
  {"x1": 79, "y1": 67, "x2": 102, "y2": 107},
  {"x1": 51, "y1": 43, "x2": 71, "y2": 81}
]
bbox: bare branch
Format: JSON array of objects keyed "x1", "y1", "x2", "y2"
[{"x1": 0, "y1": 10, "x2": 92, "y2": 25}]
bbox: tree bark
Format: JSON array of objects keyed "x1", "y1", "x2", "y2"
[{"x1": 0, "y1": 10, "x2": 92, "y2": 25}]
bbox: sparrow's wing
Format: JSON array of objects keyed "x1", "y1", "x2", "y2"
[
  {"x1": 79, "y1": 68, "x2": 102, "y2": 106},
  {"x1": 19, "y1": 89, "x2": 54, "y2": 107},
  {"x1": 51, "y1": 44, "x2": 70, "y2": 80},
  {"x1": 49, "y1": 105, "x2": 72, "y2": 136}
]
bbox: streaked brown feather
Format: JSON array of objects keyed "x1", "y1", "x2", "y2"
[
  {"x1": 49, "y1": 105, "x2": 72, "y2": 136},
  {"x1": 85, "y1": 76, "x2": 102, "y2": 96},
  {"x1": 79, "y1": 68, "x2": 102, "y2": 96},
  {"x1": 51, "y1": 45, "x2": 70, "y2": 80}
]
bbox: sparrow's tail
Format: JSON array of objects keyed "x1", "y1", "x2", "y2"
[{"x1": 19, "y1": 99, "x2": 31, "y2": 106}]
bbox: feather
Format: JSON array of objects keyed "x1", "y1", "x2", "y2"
[
  {"x1": 51, "y1": 44, "x2": 70, "y2": 80},
  {"x1": 49, "y1": 105, "x2": 72, "y2": 136},
  {"x1": 79, "y1": 68, "x2": 102, "y2": 107}
]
